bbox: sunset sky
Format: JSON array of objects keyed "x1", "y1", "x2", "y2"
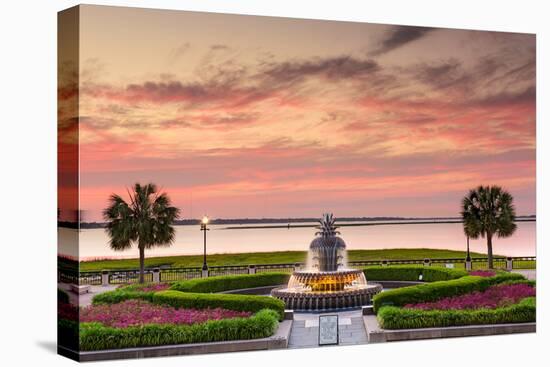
[{"x1": 62, "y1": 5, "x2": 536, "y2": 222}]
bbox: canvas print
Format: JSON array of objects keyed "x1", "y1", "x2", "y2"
[{"x1": 57, "y1": 5, "x2": 536, "y2": 361}]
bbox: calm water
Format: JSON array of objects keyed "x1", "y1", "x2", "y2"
[{"x1": 59, "y1": 221, "x2": 536, "y2": 260}]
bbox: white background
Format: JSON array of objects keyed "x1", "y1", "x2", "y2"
[{"x1": 0, "y1": 0, "x2": 547, "y2": 366}]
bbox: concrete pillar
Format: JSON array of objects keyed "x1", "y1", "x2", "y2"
[
  {"x1": 506, "y1": 257, "x2": 513, "y2": 271},
  {"x1": 153, "y1": 268, "x2": 160, "y2": 283},
  {"x1": 101, "y1": 270, "x2": 109, "y2": 286},
  {"x1": 248, "y1": 265, "x2": 256, "y2": 274},
  {"x1": 423, "y1": 258, "x2": 431, "y2": 267},
  {"x1": 465, "y1": 260, "x2": 472, "y2": 271},
  {"x1": 381, "y1": 260, "x2": 388, "y2": 267},
  {"x1": 294, "y1": 262, "x2": 301, "y2": 272},
  {"x1": 202, "y1": 269, "x2": 209, "y2": 278}
]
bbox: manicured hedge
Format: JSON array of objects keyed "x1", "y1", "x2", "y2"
[
  {"x1": 373, "y1": 272, "x2": 525, "y2": 312},
  {"x1": 153, "y1": 290, "x2": 285, "y2": 320},
  {"x1": 499, "y1": 278, "x2": 536, "y2": 288},
  {"x1": 377, "y1": 297, "x2": 535, "y2": 329},
  {"x1": 364, "y1": 266, "x2": 467, "y2": 282},
  {"x1": 92, "y1": 289, "x2": 155, "y2": 305},
  {"x1": 58, "y1": 319, "x2": 79, "y2": 350},
  {"x1": 79, "y1": 309, "x2": 280, "y2": 351},
  {"x1": 170, "y1": 272, "x2": 290, "y2": 293},
  {"x1": 58, "y1": 288, "x2": 70, "y2": 303}
]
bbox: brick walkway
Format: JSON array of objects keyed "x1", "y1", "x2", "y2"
[
  {"x1": 288, "y1": 310, "x2": 368, "y2": 348},
  {"x1": 512, "y1": 270, "x2": 536, "y2": 280},
  {"x1": 58, "y1": 282, "x2": 118, "y2": 306}
]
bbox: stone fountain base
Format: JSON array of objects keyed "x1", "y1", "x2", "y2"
[{"x1": 271, "y1": 281, "x2": 382, "y2": 311}]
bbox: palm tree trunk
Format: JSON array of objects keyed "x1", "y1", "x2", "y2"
[
  {"x1": 487, "y1": 232, "x2": 494, "y2": 269},
  {"x1": 139, "y1": 245, "x2": 145, "y2": 283}
]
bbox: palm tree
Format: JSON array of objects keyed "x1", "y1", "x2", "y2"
[
  {"x1": 103, "y1": 183, "x2": 180, "y2": 283},
  {"x1": 461, "y1": 185, "x2": 517, "y2": 269}
]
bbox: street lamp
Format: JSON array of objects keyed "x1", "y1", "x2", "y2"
[{"x1": 200, "y1": 215, "x2": 209, "y2": 271}]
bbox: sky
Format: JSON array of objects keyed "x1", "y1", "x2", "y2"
[{"x1": 59, "y1": 5, "x2": 536, "y2": 222}]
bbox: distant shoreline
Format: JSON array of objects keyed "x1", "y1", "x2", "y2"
[
  {"x1": 65, "y1": 248, "x2": 509, "y2": 271},
  {"x1": 61, "y1": 215, "x2": 536, "y2": 229}
]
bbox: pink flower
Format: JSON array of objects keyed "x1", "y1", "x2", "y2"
[
  {"x1": 404, "y1": 284, "x2": 535, "y2": 310},
  {"x1": 58, "y1": 302, "x2": 79, "y2": 321},
  {"x1": 80, "y1": 300, "x2": 251, "y2": 328}
]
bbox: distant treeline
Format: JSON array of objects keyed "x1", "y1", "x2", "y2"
[{"x1": 61, "y1": 215, "x2": 536, "y2": 229}]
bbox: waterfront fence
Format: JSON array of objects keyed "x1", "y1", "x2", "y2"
[{"x1": 62, "y1": 256, "x2": 536, "y2": 286}]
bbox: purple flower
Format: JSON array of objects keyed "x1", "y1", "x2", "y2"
[
  {"x1": 80, "y1": 300, "x2": 252, "y2": 328},
  {"x1": 58, "y1": 301, "x2": 79, "y2": 321},
  {"x1": 405, "y1": 284, "x2": 535, "y2": 310}
]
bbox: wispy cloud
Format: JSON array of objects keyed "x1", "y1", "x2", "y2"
[
  {"x1": 370, "y1": 25, "x2": 434, "y2": 56},
  {"x1": 76, "y1": 17, "x2": 536, "y2": 220}
]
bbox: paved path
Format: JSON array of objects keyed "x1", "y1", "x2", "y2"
[
  {"x1": 288, "y1": 310, "x2": 367, "y2": 348},
  {"x1": 58, "y1": 282, "x2": 118, "y2": 306},
  {"x1": 512, "y1": 270, "x2": 536, "y2": 280}
]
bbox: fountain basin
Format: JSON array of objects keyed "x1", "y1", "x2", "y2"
[
  {"x1": 271, "y1": 281, "x2": 382, "y2": 311},
  {"x1": 288, "y1": 269, "x2": 367, "y2": 292}
]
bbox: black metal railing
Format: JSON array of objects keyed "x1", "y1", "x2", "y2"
[
  {"x1": 59, "y1": 256, "x2": 535, "y2": 285},
  {"x1": 255, "y1": 263, "x2": 297, "y2": 273},
  {"x1": 160, "y1": 267, "x2": 202, "y2": 282},
  {"x1": 79, "y1": 271, "x2": 102, "y2": 285},
  {"x1": 208, "y1": 265, "x2": 249, "y2": 277},
  {"x1": 511, "y1": 256, "x2": 537, "y2": 269},
  {"x1": 108, "y1": 269, "x2": 153, "y2": 284}
]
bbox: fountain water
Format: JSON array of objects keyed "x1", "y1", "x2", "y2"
[{"x1": 271, "y1": 213, "x2": 382, "y2": 311}]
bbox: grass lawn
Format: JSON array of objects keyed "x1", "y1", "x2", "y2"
[{"x1": 79, "y1": 248, "x2": 490, "y2": 271}]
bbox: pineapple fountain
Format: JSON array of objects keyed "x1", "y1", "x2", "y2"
[{"x1": 271, "y1": 213, "x2": 382, "y2": 311}]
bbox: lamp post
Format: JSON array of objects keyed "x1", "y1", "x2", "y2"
[{"x1": 200, "y1": 215, "x2": 209, "y2": 271}]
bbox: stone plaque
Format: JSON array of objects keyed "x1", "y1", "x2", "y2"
[{"x1": 319, "y1": 315, "x2": 339, "y2": 345}]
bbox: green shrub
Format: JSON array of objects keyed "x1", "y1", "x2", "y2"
[
  {"x1": 364, "y1": 266, "x2": 467, "y2": 282},
  {"x1": 373, "y1": 272, "x2": 525, "y2": 312},
  {"x1": 153, "y1": 290, "x2": 285, "y2": 320},
  {"x1": 58, "y1": 288, "x2": 70, "y2": 303},
  {"x1": 499, "y1": 278, "x2": 536, "y2": 287},
  {"x1": 58, "y1": 319, "x2": 79, "y2": 350},
  {"x1": 118, "y1": 282, "x2": 172, "y2": 291},
  {"x1": 170, "y1": 272, "x2": 290, "y2": 293},
  {"x1": 377, "y1": 297, "x2": 535, "y2": 329},
  {"x1": 79, "y1": 308, "x2": 279, "y2": 351},
  {"x1": 92, "y1": 289, "x2": 155, "y2": 305}
]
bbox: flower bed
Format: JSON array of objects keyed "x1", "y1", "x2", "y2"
[
  {"x1": 80, "y1": 308, "x2": 280, "y2": 351},
  {"x1": 58, "y1": 301, "x2": 79, "y2": 321},
  {"x1": 82, "y1": 279, "x2": 285, "y2": 351},
  {"x1": 378, "y1": 297, "x2": 535, "y2": 329},
  {"x1": 375, "y1": 272, "x2": 536, "y2": 329},
  {"x1": 82, "y1": 278, "x2": 286, "y2": 351},
  {"x1": 58, "y1": 296, "x2": 79, "y2": 350},
  {"x1": 80, "y1": 299, "x2": 251, "y2": 328},
  {"x1": 170, "y1": 272, "x2": 290, "y2": 293},
  {"x1": 93, "y1": 277, "x2": 286, "y2": 320},
  {"x1": 372, "y1": 272, "x2": 524, "y2": 312},
  {"x1": 405, "y1": 283, "x2": 535, "y2": 310},
  {"x1": 154, "y1": 290, "x2": 285, "y2": 320}
]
